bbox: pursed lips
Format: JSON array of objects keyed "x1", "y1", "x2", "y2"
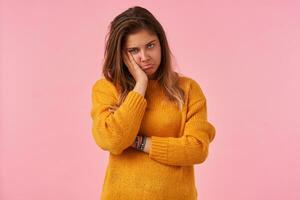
[{"x1": 142, "y1": 64, "x2": 153, "y2": 69}]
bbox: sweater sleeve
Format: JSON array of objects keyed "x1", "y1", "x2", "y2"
[
  {"x1": 90, "y1": 79, "x2": 147, "y2": 155},
  {"x1": 148, "y1": 80, "x2": 216, "y2": 166}
]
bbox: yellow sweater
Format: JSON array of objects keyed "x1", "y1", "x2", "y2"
[{"x1": 90, "y1": 75, "x2": 216, "y2": 200}]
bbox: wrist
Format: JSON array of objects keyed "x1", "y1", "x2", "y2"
[
  {"x1": 143, "y1": 137, "x2": 151, "y2": 153},
  {"x1": 133, "y1": 82, "x2": 147, "y2": 96},
  {"x1": 132, "y1": 136, "x2": 151, "y2": 153}
]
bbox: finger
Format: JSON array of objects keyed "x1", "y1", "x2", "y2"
[
  {"x1": 127, "y1": 52, "x2": 140, "y2": 68},
  {"x1": 126, "y1": 52, "x2": 136, "y2": 69},
  {"x1": 125, "y1": 52, "x2": 133, "y2": 65}
]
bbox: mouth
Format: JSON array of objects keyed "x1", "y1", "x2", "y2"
[{"x1": 143, "y1": 64, "x2": 153, "y2": 70}]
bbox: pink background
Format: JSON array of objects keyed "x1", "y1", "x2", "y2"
[{"x1": 1, "y1": 0, "x2": 300, "y2": 199}]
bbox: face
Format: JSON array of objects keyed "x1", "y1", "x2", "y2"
[{"x1": 124, "y1": 29, "x2": 162, "y2": 79}]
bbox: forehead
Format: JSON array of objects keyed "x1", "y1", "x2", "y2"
[{"x1": 125, "y1": 29, "x2": 158, "y2": 48}]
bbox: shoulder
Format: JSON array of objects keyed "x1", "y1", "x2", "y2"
[
  {"x1": 177, "y1": 75, "x2": 205, "y2": 100},
  {"x1": 91, "y1": 77, "x2": 118, "y2": 95}
]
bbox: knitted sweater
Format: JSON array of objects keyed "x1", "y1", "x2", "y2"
[{"x1": 90, "y1": 75, "x2": 216, "y2": 200}]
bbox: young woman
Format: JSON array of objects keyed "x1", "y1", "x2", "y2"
[{"x1": 90, "y1": 6, "x2": 216, "y2": 200}]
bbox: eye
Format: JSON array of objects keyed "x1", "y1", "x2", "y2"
[
  {"x1": 148, "y1": 43, "x2": 155, "y2": 48},
  {"x1": 129, "y1": 49, "x2": 138, "y2": 54}
]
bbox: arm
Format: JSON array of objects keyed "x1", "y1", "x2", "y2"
[
  {"x1": 131, "y1": 136, "x2": 152, "y2": 153},
  {"x1": 90, "y1": 79, "x2": 147, "y2": 155},
  {"x1": 148, "y1": 81, "x2": 216, "y2": 166}
]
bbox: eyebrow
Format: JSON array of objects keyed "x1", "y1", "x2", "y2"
[{"x1": 126, "y1": 39, "x2": 156, "y2": 50}]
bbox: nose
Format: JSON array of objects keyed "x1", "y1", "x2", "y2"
[{"x1": 140, "y1": 50, "x2": 150, "y2": 62}]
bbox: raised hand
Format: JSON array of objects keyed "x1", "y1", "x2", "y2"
[{"x1": 122, "y1": 51, "x2": 148, "y2": 83}]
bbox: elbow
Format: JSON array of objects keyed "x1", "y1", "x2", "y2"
[
  {"x1": 105, "y1": 142, "x2": 125, "y2": 155},
  {"x1": 104, "y1": 145, "x2": 124, "y2": 156},
  {"x1": 195, "y1": 144, "x2": 209, "y2": 164},
  {"x1": 197, "y1": 150, "x2": 208, "y2": 164},
  {"x1": 92, "y1": 134, "x2": 125, "y2": 155},
  {"x1": 186, "y1": 135, "x2": 210, "y2": 165},
  {"x1": 91, "y1": 126, "x2": 126, "y2": 156}
]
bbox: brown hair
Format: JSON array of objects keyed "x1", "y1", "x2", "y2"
[{"x1": 101, "y1": 6, "x2": 185, "y2": 111}]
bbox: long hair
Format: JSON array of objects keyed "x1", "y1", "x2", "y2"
[{"x1": 101, "y1": 6, "x2": 185, "y2": 111}]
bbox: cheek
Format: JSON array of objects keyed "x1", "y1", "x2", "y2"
[
  {"x1": 151, "y1": 49, "x2": 161, "y2": 60},
  {"x1": 154, "y1": 51, "x2": 161, "y2": 63}
]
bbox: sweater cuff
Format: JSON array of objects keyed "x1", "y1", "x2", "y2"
[
  {"x1": 149, "y1": 136, "x2": 169, "y2": 163},
  {"x1": 122, "y1": 90, "x2": 147, "y2": 119}
]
